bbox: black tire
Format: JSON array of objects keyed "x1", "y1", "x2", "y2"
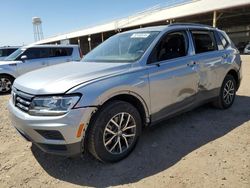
[
  {"x1": 88, "y1": 100, "x2": 142, "y2": 163},
  {"x1": 0, "y1": 75, "x2": 14, "y2": 94},
  {"x1": 212, "y1": 74, "x2": 236, "y2": 109}
]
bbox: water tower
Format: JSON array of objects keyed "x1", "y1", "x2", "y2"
[{"x1": 32, "y1": 17, "x2": 44, "y2": 41}]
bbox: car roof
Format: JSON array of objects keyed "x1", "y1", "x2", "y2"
[
  {"x1": 0, "y1": 46, "x2": 20, "y2": 49},
  {"x1": 22, "y1": 44, "x2": 79, "y2": 49},
  {"x1": 123, "y1": 23, "x2": 216, "y2": 34}
]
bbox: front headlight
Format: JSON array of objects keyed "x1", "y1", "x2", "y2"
[{"x1": 29, "y1": 95, "x2": 81, "y2": 116}]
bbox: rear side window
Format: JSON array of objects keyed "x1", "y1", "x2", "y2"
[
  {"x1": 49, "y1": 48, "x2": 73, "y2": 57},
  {"x1": 191, "y1": 30, "x2": 217, "y2": 54}
]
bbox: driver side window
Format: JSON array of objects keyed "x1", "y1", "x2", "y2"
[{"x1": 150, "y1": 31, "x2": 188, "y2": 63}]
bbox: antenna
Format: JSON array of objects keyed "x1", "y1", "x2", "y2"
[{"x1": 32, "y1": 17, "x2": 44, "y2": 41}]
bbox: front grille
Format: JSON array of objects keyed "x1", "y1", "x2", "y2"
[
  {"x1": 35, "y1": 130, "x2": 65, "y2": 140},
  {"x1": 12, "y1": 89, "x2": 33, "y2": 113}
]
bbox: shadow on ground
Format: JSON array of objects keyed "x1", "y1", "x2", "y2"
[{"x1": 31, "y1": 95, "x2": 250, "y2": 187}]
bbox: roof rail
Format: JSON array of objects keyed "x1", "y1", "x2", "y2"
[{"x1": 168, "y1": 23, "x2": 214, "y2": 28}]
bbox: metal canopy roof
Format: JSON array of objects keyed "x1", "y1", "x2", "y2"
[{"x1": 36, "y1": 0, "x2": 250, "y2": 44}]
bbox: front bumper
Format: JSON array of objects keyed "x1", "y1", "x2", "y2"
[{"x1": 8, "y1": 100, "x2": 96, "y2": 156}]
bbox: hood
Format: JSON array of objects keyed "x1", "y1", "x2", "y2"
[
  {"x1": 14, "y1": 61, "x2": 131, "y2": 95},
  {"x1": 0, "y1": 60, "x2": 20, "y2": 66}
]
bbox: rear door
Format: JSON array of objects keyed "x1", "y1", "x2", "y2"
[
  {"x1": 47, "y1": 47, "x2": 74, "y2": 66},
  {"x1": 189, "y1": 29, "x2": 227, "y2": 95},
  {"x1": 148, "y1": 29, "x2": 199, "y2": 122},
  {"x1": 16, "y1": 47, "x2": 49, "y2": 75}
]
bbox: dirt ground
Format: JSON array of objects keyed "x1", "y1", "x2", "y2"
[{"x1": 0, "y1": 56, "x2": 249, "y2": 188}]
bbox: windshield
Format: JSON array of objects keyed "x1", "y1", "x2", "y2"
[
  {"x1": 82, "y1": 31, "x2": 159, "y2": 63},
  {"x1": 5, "y1": 48, "x2": 25, "y2": 61}
]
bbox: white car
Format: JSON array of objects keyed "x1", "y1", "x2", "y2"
[
  {"x1": 0, "y1": 44, "x2": 82, "y2": 94},
  {"x1": 244, "y1": 44, "x2": 250, "y2": 54},
  {"x1": 0, "y1": 46, "x2": 20, "y2": 61}
]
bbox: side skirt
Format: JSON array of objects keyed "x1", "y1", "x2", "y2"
[{"x1": 150, "y1": 88, "x2": 220, "y2": 126}]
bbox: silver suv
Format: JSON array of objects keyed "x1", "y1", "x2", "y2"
[
  {"x1": 0, "y1": 45, "x2": 81, "y2": 94},
  {"x1": 8, "y1": 24, "x2": 242, "y2": 162}
]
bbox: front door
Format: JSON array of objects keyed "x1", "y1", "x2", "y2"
[{"x1": 148, "y1": 30, "x2": 199, "y2": 122}]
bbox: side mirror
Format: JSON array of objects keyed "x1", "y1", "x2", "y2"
[{"x1": 20, "y1": 55, "x2": 27, "y2": 61}]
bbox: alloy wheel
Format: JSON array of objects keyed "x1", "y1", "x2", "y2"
[
  {"x1": 223, "y1": 80, "x2": 235, "y2": 105},
  {"x1": 103, "y1": 112, "x2": 137, "y2": 155},
  {"x1": 0, "y1": 77, "x2": 12, "y2": 93}
]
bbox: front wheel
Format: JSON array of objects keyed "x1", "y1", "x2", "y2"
[
  {"x1": 88, "y1": 100, "x2": 142, "y2": 163},
  {"x1": 212, "y1": 74, "x2": 236, "y2": 109},
  {"x1": 0, "y1": 75, "x2": 14, "y2": 94}
]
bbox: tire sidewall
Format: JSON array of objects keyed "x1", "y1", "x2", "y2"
[
  {"x1": 220, "y1": 75, "x2": 236, "y2": 109},
  {"x1": 0, "y1": 75, "x2": 14, "y2": 94},
  {"x1": 91, "y1": 101, "x2": 142, "y2": 162}
]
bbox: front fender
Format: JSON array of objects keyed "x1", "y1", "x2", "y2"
[
  {"x1": 0, "y1": 67, "x2": 17, "y2": 78},
  {"x1": 69, "y1": 71, "x2": 151, "y2": 118}
]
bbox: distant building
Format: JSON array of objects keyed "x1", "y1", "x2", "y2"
[{"x1": 35, "y1": 0, "x2": 250, "y2": 54}]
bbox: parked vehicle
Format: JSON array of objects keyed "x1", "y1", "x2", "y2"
[
  {"x1": 236, "y1": 41, "x2": 248, "y2": 54},
  {"x1": 0, "y1": 45, "x2": 81, "y2": 94},
  {"x1": 243, "y1": 43, "x2": 250, "y2": 54},
  {"x1": 0, "y1": 46, "x2": 19, "y2": 61},
  {"x1": 8, "y1": 24, "x2": 242, "y2": 162}
]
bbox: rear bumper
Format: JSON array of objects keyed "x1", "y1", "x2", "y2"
[{"x1": 8, "y1": 100, "x2": 97, "y2": 156}]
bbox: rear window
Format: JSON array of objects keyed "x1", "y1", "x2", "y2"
[
  {"x1": 49, "y1": 48, "x2": 73, "y2": 57},
  {"x1": 191, "y1": 31, "x2": 217, "y2": 54}
]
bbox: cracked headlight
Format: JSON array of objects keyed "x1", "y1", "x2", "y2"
[{"x1": 29, "y1": 95, "x2": 81, "y2": 116}]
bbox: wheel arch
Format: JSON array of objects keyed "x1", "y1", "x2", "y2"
[
  {"x1": 226, "y1": 69, "x2": 239, "y2": 90},
  {"x1": 0, "y1": 73, "x2": 16, "y2": 80},
  {"x1": 83, "y1": 91, "x2": 150, "y2": 154},
  {"x1": 98, "y1": 91, "x2": 150, "y2": 127}
]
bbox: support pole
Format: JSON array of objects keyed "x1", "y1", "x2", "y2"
[
  {"x1": 78, "y1": 38, "x2": 81, "y2": 48},
  {"x1": 213, "y1": 10, "x2": 217, "y2": 27},
  {"x1": 101, "y1": 33, "x2": 104, "y2": 42},
  {"x1": 88, "y1": 36, "x2": 92, "y2": 51}
]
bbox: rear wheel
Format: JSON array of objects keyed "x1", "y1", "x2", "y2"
[
  {"x1": 88, "y1": 100, "x2": 142, "y2": 163},
  {"x1": 0, "y1": 75, "x2": 14, "y2": 94},
  {"x1": 213, "y1": 74, "x2": 236, "y2": 109}
]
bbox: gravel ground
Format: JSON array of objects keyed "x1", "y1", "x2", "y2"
[{"x1": 0, "y1": 56, "x2": 249, "y2": 188}]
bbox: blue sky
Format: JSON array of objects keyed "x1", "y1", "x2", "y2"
[{"x1": 0, "y1": 0, "x2": 185, "y2": 46}]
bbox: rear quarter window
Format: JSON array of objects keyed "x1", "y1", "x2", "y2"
[
  {"x1": 218, "y1": 31, "x2": 229, "y2": 49},
  {"x1": 191, "y1": 30, "x2": 217, "y2": 54}
]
